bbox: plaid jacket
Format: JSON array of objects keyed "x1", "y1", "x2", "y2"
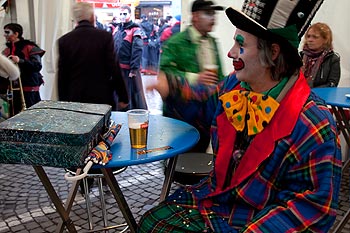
[{"x1": 165, "y1": 72, "x2": 342, "y2": 232}]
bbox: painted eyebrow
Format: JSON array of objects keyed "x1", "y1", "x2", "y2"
[{"x1": 235, "y1": 34, "x2": 245, "y2": 46}]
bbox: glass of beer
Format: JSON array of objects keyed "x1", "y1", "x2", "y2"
[
  {"x1": 203, "y1": 64, "x2": 218, "y2": 74},
  {"x1": 127, "y1": 109, "x2": 149, "y2": 149}
]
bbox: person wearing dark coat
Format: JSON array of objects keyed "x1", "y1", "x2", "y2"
[
  {"x1": 113, "y1": 5, "x2": 147, "y2": 110},
  {"x1": 57, "y1": 2, "x2": 129, "y2": 194},
  {"x1": 140, "y1": 14, "x2": 159, "y2": 74},
  {"x1": 3, "y1": 23, "x2": 45, "y2": 113},
  {"x1": 57, "y1": 2, "x2": 128, "y2": 111},
  {"x1": 300, "y1": 22, "x2": 341, "y2": 87}
]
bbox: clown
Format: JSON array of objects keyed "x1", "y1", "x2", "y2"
[{"x1": 138, "y1": 0, "x2": 342, "y2": 232}]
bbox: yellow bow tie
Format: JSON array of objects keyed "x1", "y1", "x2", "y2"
[{"x1": 219, "y1": 90, "x2": 280, "y2": 135}]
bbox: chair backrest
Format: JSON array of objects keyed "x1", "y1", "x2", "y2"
[{"x1": 172, "y1": 152, "x2": 214, "y2": 186}]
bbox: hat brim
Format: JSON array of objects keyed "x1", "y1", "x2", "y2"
[
  {"x1": 225, "y1": 7, "x2": 302, "y2": 66},
  {"x1": 212, "y1": 5, "x2": 224, "y2": 11},
  {"x1": 193, "y1": 5, "x2": 224, "y2": 12}
]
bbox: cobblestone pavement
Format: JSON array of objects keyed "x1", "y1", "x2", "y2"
[{"x1": 1, "y1": 75, "x2": 350, "y2": 232}]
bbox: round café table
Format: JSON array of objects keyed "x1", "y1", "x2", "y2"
[{"x1": 59, "y1": 112, "x2": 199, "y2": 233}]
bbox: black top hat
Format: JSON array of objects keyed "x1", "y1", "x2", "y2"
[
  {"x1": 192, "y1": 0, "x2": 224, "y2": 12},
  {"x1": 226, "y1": 0, "x2": 324, "y2": 50}
]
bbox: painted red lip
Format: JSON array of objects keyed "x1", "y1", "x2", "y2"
[{"x1": 233, "y1": 58, "x2": 244, "y2": 71}]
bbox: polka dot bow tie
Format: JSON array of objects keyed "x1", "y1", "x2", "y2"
[{"x1": 219, "y1": 90, "x2": 280, "y2": 135}]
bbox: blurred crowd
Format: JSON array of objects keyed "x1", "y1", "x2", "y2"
[{"x1": 96, "y1": 13, "x2": 181, "y2": 75}]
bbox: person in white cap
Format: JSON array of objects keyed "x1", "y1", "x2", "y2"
[{"x1": 138, "y1": 0, "x2": 341, "y2": 232}]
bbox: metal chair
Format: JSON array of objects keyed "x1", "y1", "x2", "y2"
[
  {"x1": 166, "y1": 153, "x2": 214, "y2": 186},
  {"x1": 65, "y1": 167, "x2": 128, "y2": 232}
]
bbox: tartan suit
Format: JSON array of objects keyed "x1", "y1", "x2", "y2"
[{"x1": 138, "y1": 72, "x2": 342, "y2": 232}]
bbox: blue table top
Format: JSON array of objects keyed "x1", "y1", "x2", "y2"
[
  {"x1": 312, "y1": 87, "x2": 350, "y2": 108},
  {"x1": 95, "y1": 112, "x2": 200, "y2": 168}
]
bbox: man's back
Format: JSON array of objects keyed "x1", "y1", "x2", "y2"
[{"x1": 58, "y1": 21, "x2": 128, "y2": 109}]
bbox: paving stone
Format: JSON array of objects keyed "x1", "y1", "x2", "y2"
[
  {"x1": 23, "y1": 222, "x2": 40, "y2": 230},
  {"x1": 19, "y1": 217, "x2": 32, "y2": 224},
  {"x1": 11, "y1": 223, "x2": 26, "y2": 232}
]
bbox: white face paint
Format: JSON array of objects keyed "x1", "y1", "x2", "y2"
[
  {"x1": 3, "y1": 29, "x2": 17, "y2": 43},
  {"x1": 119, "y1": 9, "x2": 130, "y2": 23},
  {"x1": 228, "y1": 29, "x2": 266, "y2": 85},
  {"x1": 4, "y1": 29, "x2": 14, "y2": 37}
]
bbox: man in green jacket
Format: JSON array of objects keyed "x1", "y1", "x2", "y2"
[{"x1": 160, "y1": 0, "x2": 224, "y2": 152}]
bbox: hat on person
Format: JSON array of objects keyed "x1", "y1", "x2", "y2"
[
  {"x1": 191, "y1": 0, "x2": 224, "y2": 12},
  {"x1": 225, "y1": 0, "x2": 324, "y2": 50},
  {"x1": 175, "y1": 15, "x2": 181, "y2": 21}
]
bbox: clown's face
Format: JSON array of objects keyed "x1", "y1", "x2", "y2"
[
  {"x1": 119, "y1": 9, "x2": 131, "y2": 23},
  {"x1": 228, "y1": 29, "x2": 272, "y2": 91}
]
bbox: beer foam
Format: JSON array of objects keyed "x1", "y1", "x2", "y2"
[{"x1": 129, "y1": 122, "x2": 142, "y2": 129}]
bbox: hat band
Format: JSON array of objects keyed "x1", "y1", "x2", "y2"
[{"x1": 268, "y1": 24, "x2": 299, "y2": 48}]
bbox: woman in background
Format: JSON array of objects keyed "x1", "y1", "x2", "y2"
[{"x1": 301, "y1": 22, "x2": 340, "y2": 87}]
